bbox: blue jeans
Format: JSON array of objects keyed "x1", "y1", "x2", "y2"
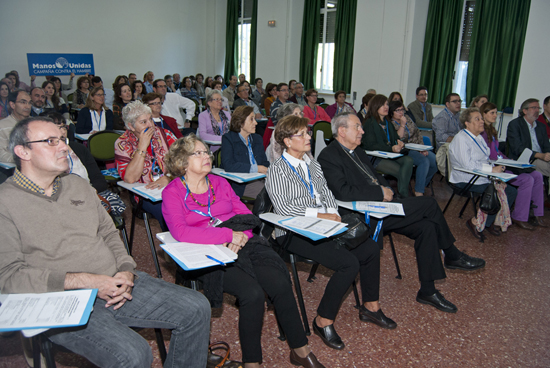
[
  {"x1": 47, "y1": 271, "x2": 211, "y2": 368},
  {"x1": 408, "y1": 150, "x2": 438, "y2": 193}
]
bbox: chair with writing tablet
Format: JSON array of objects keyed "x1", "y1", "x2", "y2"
[
  {"x1": 252, "y1": 188, "x2": 361, "y2": 336},
  {"x1": 87, "y1": 130, "x2": 122, "y2": 186}
]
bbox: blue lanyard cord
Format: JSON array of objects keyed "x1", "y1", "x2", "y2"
[
  {"x1": 364, "y1": 213, "x2": 383, "y2": 242},
  {"x1": 312, "y1": 106, "x2": 317, "y2": 120},
  {"x1": 382, "y1": 120, "x2": 391, "y2": 144},
  {"x1": 92, "y1": 109, "x2": 103, "y2": 131},
  {"x1": 247, "y1": 136, "x2": 256, "y2": 165},
  {"x1": 463, "y1": 129, "x2": 488, "y2": 156},
  {"x1": 149, "y1": 138, "x2": 162, "y2": 174},
  {"x1": 68, "y1": 154, "x2": 73, "y2": 174},
  {"x1": 181, "y1": 176, "x2": 214, "y2": 219},
  {"x1": 282, "y1": 155, "x2": 314, "y2": 199},
  {"x1": 394, "y1": 120, "x2": 410, "y2": 139}
]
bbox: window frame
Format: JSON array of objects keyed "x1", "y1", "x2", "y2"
[{"x1": 316, "y1": 0, "x2": 337, "y2": 92}]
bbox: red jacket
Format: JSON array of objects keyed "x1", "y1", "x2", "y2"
[
  {"x1": 303, "y1": 105, "x2": 331, "y2": 125},
  {"x1": 158, "y1": 114, "x2": 183, "y2": 138}
]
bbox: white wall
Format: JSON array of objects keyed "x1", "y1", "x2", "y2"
[{"x1": 0, "y1": 0, "x2": 226, "y2": 89}]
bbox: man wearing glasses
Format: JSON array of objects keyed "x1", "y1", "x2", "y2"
[
  {"x1": 270, "y1": 83, "x2": 290, "y2": 126},
  {"x1": 408, "y1": 86, "x2": 433, "y2": 129},
  {"x1": 153, "y1": 79, "x2": 195, "y2": 135},
  {"x1": 0, "y1": 90, "x2": 31, "y2": 164},
  {"x1": 0, "y1": 117, "x2": 211, "y2": 366},
  {"x1": 433, "y1": 93, "x2": 463, "y2": 150},
  {"x1": 507, "y1": 98, "x2": 550, "y2": 179}
]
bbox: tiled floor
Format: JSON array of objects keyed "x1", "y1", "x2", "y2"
[{"x1": 1, "y1": 175, "x2": 549, "y2": 367}]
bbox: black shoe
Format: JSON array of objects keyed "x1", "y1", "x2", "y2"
[
  {"x1": 416, "y1": 291, "x2": 458, "y2": 313},
  {"x1": 312, "y1": 318, "x2": 345, "y2": 350},
  {"x1": 359, "y1": 306, "x2": 397, "y2": 329},
  {"x1": 444, "y1": 253, "x2": 486, "y2": 271}
]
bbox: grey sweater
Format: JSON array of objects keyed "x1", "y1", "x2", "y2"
[{"x1": 0, "y1": 174, "x2": 136, "y2": 294}]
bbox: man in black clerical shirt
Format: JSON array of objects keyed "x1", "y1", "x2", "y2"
[{"x1": 317, "y1": 112, "x2": 486, "y2": 313}]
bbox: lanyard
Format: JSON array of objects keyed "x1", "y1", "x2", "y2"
[
  {"x1": 181, "y1": 176, "x2": 214, "y2": 219},
  {"x1": 337, "y1": 105, "x2": 344, "y2": 115},
  {"x1": 92, "y1": 109, "x2": 103, "y2": 131},
  {"x1": 394, "y1": 119, "x2": 410, "y2": 139},
  {"x1": 364, "y1": 213, "x2": 383, "y2": 242},
  {"x1": 282, "y1": 155, "x2": 314, "y2": 199},
  {"x1": 463, "y1": 129, "x2": 488, "y2": 156},
  {"x1": 421, "y1": 103, "x2": 427, "y2": 120},
  {"x1": 312, "y1": 106, "x2": 317, "y2": 120},
  {"x1": 150, "y1": 139, "x2": 162, "y2": 174},
  {"x1": 246, "y1": 136, "x2": 256, "y2": 165}
]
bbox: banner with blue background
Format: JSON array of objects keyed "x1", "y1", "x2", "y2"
[{"x1": 27, "y1": 53, "x2": 94, "y2": 76}]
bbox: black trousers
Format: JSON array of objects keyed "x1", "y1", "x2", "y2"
[
  {"x1": 382, "y1": 196, "x2": 452, "y2": 282},
  {"x1": 279, "y1": 235, "x2": 380, "y2": 321},
  {"x1": 222, "y1": 263, "x2": 308, "y2": 363}
]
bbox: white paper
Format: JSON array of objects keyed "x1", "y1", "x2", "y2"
[
  {"x1": 405, "y1": 143, "x2": 433, "y2": 151},
  {"x1": 161, "y1": 242, "x2": 237, "y2": 269},
  {"x1": 281, "y1": 216, "x2": 347, "y2": 237},
  {"x1": 518, "y1": 148, "x2": 533, "y2": 164},
  {"x1": 454, "y1": 168, "x2": 517, "y2": 182},
  {"x1": 335, "y1": 201, "x2": 391, "y2": 219},
  {"x1": 365, "y1": 151, "x2": 403, "y2": 159},
  {"x1": 354, "y1": 201, "x2": 405, "y2": 215},
  {"x1": 75, "y1": 133, "x2": 91, "y2": 141},
  {"x1": 117, "y1": 181, "x2": 163, "y2": 202},
  {"x1": 211, "y1": 168, "x2": 266, "y2": 183},
  {"x1": 0, "y1": 290, "x2": 94, "y2": 331}
]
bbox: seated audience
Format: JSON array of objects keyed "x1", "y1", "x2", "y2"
[
  {"x1": 112, "y1": 84, "x2": 133, "y2": 130},
  {"x1": 221, "y1": 105, "x2": 269, "y2": 198},
  {"x1": 449, "y1": 107, "x2": 517, "y2": 237},
  {"x1": 204, "y1": 76, "x2": 214, "y2": 97},
  {"x1": 162, "y1": 134, "x2": 324, "y2": 368},
  {"x1": 318, "y1": 112, "x2": 486, "y2": 315},
  {"x1": 164, "y1": 74, "x2": 175, "y2": 92},
  {"x1": 289, "y1": 82, "x2": 307, "y2": 106},
  {"x1": 42, "y1": 80, "x2": 69, "y2": 119},
  {"x1": 389, "y1": 91, "x2": 416, "y2": 123},
  {"x1": 128, "y1": 73, "x2": 136, "y2": 85},
  {"x1": 211, "y1": 81, "x2": 231, "y2": 111},
  {"x1": 303, "y1": 89, "x2": 331, "y2": 125},
  {"x1": 74, "y1": 76, "x2": 91, "y2": 109},
  {"x1": 0, "y1": 116, "x2": 210, "y2": 367},
  {"x1": 238, "y1": 73, "x2": 246, "y2": 84},
  {"x1": 480, "y1": 102, "x2": 545, "y2": 231},
  {"x1": 115, "y1": 101, "x2": 176, "y2": 231},
  {"x1": 223, "y1": 75, "x2": 238, "y2": 107},
  {"x1": 214, "y1": 75, "x2": 226, "y2": 90},
  {"x1": 75, "y1": 87, "x2": 114, "y2": 134},
  {"x1": 407, "y1": 86, "x2": 433, "y2": 129},
  {"x1": 267, "y1": 103, "x2": 304, "y2": 162},
  {"x1": 0, "y1": 81, "x2": 9, "y2": 119},
  {"x1": 233, "y1": 84, "x2": 263, "y2": 119},
  {"x1": 271, "y1": 83, "x2": 290, "y2": 126},
  {"x1": 251, "y1": 78, "x2": 264, "y2": 107},
  {"x1": 29, "y1": 87, "x2": 46, "y2": 117},
  {"x1": 142, "y1": 92, "x2": 183, "y2": 138},
  {"x1": 536, "y1": 95, "x2": 550, "y2": 139},
  {"x1": 1, "y1": 77, "x2": 13, "y2": 92},
  {"x1": 262, "y1": 83, "x2": 277, "y2": 115},
  {"x1": 180, "y1": 76, "x2": 200, "y2": 102},
  {"x1": 470, "y1": 94, "x2": 488, "y2": 108},
  {"x1": 50, "y1": 76, "x2": 70, "y2": 102},
  {"x1": 325, "y1": 90, "x2": 357, "y2": 118},
  {"x1": 173, "y1": 73, "x2": 182, "y2": 90},
  {"x1": 198, "y1": 90, "x2": 230, "y2": 151},
  {"x1": 507, "y1": 98, "x2": 550, "y2": 180},
  {"x1": 288, "y1": 79, "x2": 297, "y2": 96},
  {"x1": 6, "y1": 70, "x2": 35, "y2": 92},
  {"x1": 389, "y1": 100, "x2": 437, "y2": 196},
  {"x1": 361, "y1": 94, "x2": 413, "y2": 198},
  {"x1": 90, "y1": 76, "x2": 114, "y2": 110},
  {"x1": 195, "y1": 73, "x2": 206, "y2": 98},
  {"x1": 153, "y1": 79, "x2": 195, "y2": 133},
  {"x1": 132, "y1": 80, "x2": 145, "y2": 101},
  {"x1": 357, "y1": 93, "x2": 375, "y2": 124},
  {"x1": 143, "y1": 71, "x2": 154, "y2": 93},
  {"x1": 433, "y1": 93, "x2": 462, "y2": 149},
  {"x1": 0, "y1": 90, "x2": 31, "y2": 163},
  {"x1": 266, "y1": 115, "x2": 396, "y2": 351}
]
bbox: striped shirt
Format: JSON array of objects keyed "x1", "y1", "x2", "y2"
[{"x1": 265, "y1": 151, "x2": 338, "y2": 237}]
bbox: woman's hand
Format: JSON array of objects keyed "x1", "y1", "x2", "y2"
[
  {"x1": 231, "y1": 231, "x2": 249, "y2": 248},
  {"x1": 420, "y1": 150, "x2": 428, "y2": 156},
  {"x1": 399, "y1": 115, "x2": 408, "y2": 126},
  {"x1": 145, "y1": 175, "x2": 171, "y2": 189},
  {"x1": 317, "y1": 213, "x2": 341, "y2": 222},
  {"x1": 382, "y1": 186, "x2": 394, "y2": 202},
  {"x1": 136, "y1": 127, "x2": 154, "y2": 151},
  {"x1": 392, "y1": 140, "x2": 404, "y2": 153},
  {"x1": 257, "y1": 165, "x2": 268, "y2": 174},
  {"x1": 492, "y1": 165, "x2": 506, "y2": 173},
  {"x1": 224, "y1": 242, "x2": 241, "y2": 254}
]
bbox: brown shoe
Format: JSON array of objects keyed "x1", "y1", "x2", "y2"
[
  {"x1": 532, "y1": 216, "x2": 549, "y2": 228},
  {"x1": 512, "y1": 219, "x2": 535, "y2": 230},
  {"x1": 466, "y1": 219, "x2": 483, "y2": 239},
  {"x1": 290, "y1": 350, "x2": 326, "y2": 368},
  {"x1": 486, "y1": 223, "x2": 502, "y2": 236}
]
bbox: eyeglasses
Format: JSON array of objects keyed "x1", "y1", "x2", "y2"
[
  {"x1": 210, "y1": 98, "x2": 223, "y2": 102},
  {"x1": 291, "y1": 131, "x2": 312, "y2": 139},
  {"x1": 16, "y1": 99, "x2": 32, "y2": 105},
  {"x1": 309, "y1": 95, "x2": 318, "y2": 98},
  {"x1": 395, "y1": 108, "x2": 405, "y2": 112},
  {"x1": 25, "y1": 137, "x2": 68, "y2": 146},
  {"x1": 527, "y1": 106, "x2": 542, "y2": 112},
  {"x1": 450, "y1": 99, "x2": 462, "y2": 104},
  {"x1": 190, "y1": 150, "x2": 212, "y2": 157},
  {"x1": 148, "y1": 102, "x2": 162, "y2": 106}
]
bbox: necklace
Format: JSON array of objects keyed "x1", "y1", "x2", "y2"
[{"x1": 181, "y1": 177, "x2": 216, "y2": 207}]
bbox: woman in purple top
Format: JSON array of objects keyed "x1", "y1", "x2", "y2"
[
  {"x1": 161, "y1": 135, "x2": 325, "y2": 368},
  {"x1": 325, "y1": 90, "x2": 357, "y2": 119},
  {"x1": 198, "y1": 90, "x2": 231, "y2": 152},
  {"x1": 480, "y1": 102, "x2": 546, "y2": 230}
]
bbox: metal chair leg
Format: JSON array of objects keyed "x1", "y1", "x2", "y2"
[
  {"x1": 154, "y1": 329, "x2": 167, "y2": 363},
  {"x1": 351, "y1": 280, "x2": 361, "y2": 309},
  {"x1": 307, "y1": 263, "x2": 319, "y2": 282},
  {"x1": 388, "y1": 233, "x2": 402, "y2": 279},
  {"x1": 289, "y1": 254, "x2": 311, "y2": 336},
  {"x1": 143, "y1": 213, "x2": 163, "y2": 279}
]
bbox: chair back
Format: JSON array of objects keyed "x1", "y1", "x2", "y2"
[
  {"x1": 319, "y1": 103, "x2": 329, "y2": 109},
  {"x1": 88, "y1": 130, "x2": 121, "y2": 162},
  {"x1": 215, "y1": 148, "x2": 222, "y2": 168},
  {"x1": 314, "y1": 129, "x2": 327, "y2": 159},
  {"x1": 252, "y1": 187, "x2": 275, "y2": 239},
  {"x1": 422, "y1": 135, "x2": 431, "y2": 146},
  {"x1": 312, "y1": 121, "x2": 332, "y2": 141}
]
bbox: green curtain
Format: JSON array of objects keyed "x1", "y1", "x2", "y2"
[
  {"x1": 332, "y1": 0, "x2": 357, "y2": 93},
  {"x1": 419, "y1": 0, "x2": 463, "y2": 104},
  {"x1": 224, "y1": 0, "x2": 239, "y2": 83},
  {"x1": 249, "y1": 0, "x2": 258, "y2": 82},
  {"x1": 466, "y1": 0, "x2": 531, "y2": 110},
  {"x1": 299, "y1": 0, "x2": 321, "y2": 89}
]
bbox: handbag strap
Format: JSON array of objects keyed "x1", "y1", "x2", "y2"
[{"x1": 209, "y1": 341, "x2": 230, "y2": 368}]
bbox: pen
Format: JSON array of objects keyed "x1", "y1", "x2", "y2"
[
  {"x1": 377, "y1": 152, "x2": 387, "y2": 155},
  {"x1": 206, "y1": 255, "x2": 225, "y2": 266},
  {"x1": 143, "y1": 128, "x2": 149, "y2": 133}
]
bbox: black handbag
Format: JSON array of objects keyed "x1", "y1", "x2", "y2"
[
  {"x1": 479, "y1": 180, "x2": 501, "y2": 215},
  {"x1": 333, "y1": 213, "x2": 371, "y2": 250}
]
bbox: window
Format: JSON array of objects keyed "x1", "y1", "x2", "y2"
[
  {"x1": 453, "y1": 1, "x2": 476, "y2": 105},
  {"x1": 237, "y1": 0, "x2": 253, "y2": 79},
  {"x1": 315, "y1": 0, "x2": 337, "y2": 91}
]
